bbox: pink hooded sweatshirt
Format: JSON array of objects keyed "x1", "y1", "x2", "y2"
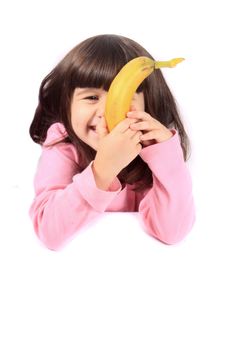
[{"x1": 29, "y1": 123, "x2": 195, "y2": 250}]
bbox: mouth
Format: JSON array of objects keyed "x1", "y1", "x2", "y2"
[{"x1": 89, "y1": 125, "x2": 97, "y2": 133}]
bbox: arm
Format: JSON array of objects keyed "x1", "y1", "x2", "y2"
[
  {"x1": 138, "y1": 132, "x2": 195, "y2": 244},
  {"x1": 29, "y1": 143, "x2": 121, "y2": 250},
  {"x1": 30, "y1": 117, "x2": 145, "y2": 250}
]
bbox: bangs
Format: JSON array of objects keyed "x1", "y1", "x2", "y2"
[
  {"x1": 69, "y1": 35, "x2": 146, "y2": 92},
  {"x1": 71, "y1": 50, "x2": 131, "y2": 91}
]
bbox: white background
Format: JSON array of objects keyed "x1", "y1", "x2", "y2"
[{"x1": 0, "y1": 0, "x2": 232, "y2": 349}]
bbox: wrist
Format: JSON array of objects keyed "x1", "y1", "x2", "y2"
[{"x1": 92, "y1": 161, "x2": 117, "y2": 191}]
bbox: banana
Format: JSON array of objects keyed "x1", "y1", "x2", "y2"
[{"x1": 105, "y1": 56, "x2": 184, "y2": 131}]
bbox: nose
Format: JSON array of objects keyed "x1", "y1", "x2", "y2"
[{"x1": 95, "y1": 94, "x2": 107, "y2": 119}]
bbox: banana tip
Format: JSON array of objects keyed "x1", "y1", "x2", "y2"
[
  {"x1": 170, "y1": 57, "x2": 185, "y2": 67},
  {"x1": 154, "y1": 57, "x2": 185, "y2": 69}
]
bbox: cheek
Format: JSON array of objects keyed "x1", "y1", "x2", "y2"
[
  {"x1": 71, "y1": 106, "x2": 86, "y2": 130},
  {"x1": 71, "y1": 114, "x2": 79, "y2": 134},
  {"x1": 70, "y1": 103, "x2": 78, "y2": 129},
  {"x1": 131, "y1": 93, "x2": 145, "y2": 111},
  {"x1": 138, "y1": 93, "x2": 145, "y2": 110}
]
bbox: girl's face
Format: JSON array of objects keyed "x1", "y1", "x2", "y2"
[{"x1": 70, "y1": 87, "x2": 145, "y2": 150}]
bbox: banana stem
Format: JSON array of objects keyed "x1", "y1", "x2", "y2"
[{"x1": 154, "y1": 57, "x2": 185, "y2": 69}]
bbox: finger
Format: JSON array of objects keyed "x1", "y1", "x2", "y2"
[
  {"x1": 136, "y1": 143, "x2": 143, "y2": 152},
  {"x1": 97, "y1": 117, "x2": 109, "y2": 138},
  {"x1": 126, "y1": 117, "x2": 139, "y2": 125},
  {"x1": 140, "y1": 130, "x2": 157, "y2": 141},
  {"x1": 127, "y1": 110, "x2": 152, "y2": 120},
  {"x1": 124, "y1": 127, "x2": 138, "y2": 138},
  {"x1": 132, "y1": 130, "x2": 143, "y2": 143},
  {"x1": 112, "y1": 117, "x2": 135, "y2": 133},
  {"x1": 129, "y1": 121, "x2": 151, "y2": 131},
  {"x1": 124, "y1": 127, "x2": 142, "y2": 138}
]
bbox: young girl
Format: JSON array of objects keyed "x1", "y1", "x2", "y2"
[{"x1": 29, "y1": 34, "x2": 195, "y2": 250}]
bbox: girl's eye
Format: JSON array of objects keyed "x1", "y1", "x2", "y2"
[{"x1": 85, "y1": 95, "x2": 98, "y2": 101}]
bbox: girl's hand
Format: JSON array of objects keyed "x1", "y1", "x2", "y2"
[
  {"x1": 93, "y1": 117, "x2": 143, "y2": 190},
  {"x1": 127, "y1": 110, "x2": 173, "y2": 146}
]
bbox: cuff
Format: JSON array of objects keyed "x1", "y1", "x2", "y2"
[{"x1": 139, "y1": 130, "x2": 185, "y2": 173}]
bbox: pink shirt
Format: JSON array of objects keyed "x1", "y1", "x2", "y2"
[{"x1": 29, "y1": 123, "x2": 195, "y2": 250}]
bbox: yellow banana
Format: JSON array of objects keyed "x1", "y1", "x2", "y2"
[{"x1": 105, "y1": 56, "x2": 184, "y2": 131}]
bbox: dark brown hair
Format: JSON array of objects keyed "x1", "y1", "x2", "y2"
[{"x1": 29, "y1": 34, "x2": 190, "y2": 191}]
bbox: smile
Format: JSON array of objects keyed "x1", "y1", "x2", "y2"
[{"x1": 89, "y1": 125, "x2": 98, "y2": 134}]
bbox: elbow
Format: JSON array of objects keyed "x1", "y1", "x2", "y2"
[
  {"x1": 159, "y1": 215, "x2": 195, "y2": 245},
  {"x1": 140, "y1": 207, "x2": 196, "y2": 245},
  {"x1": 36, "y1": 217, "x2": 73, "y2": 251},
  {"x1": 30, "y1": 205, "x2": 69, "y2": 251},
  {"x1": 155, "y1": 228, "x2": 191, "y2": 245},
  {"x1": 37, "y1": 231, "x2": 64, "y2": 251},
  {"x1": 31, "y1": 216, "x2": 67, "y2": 251}
]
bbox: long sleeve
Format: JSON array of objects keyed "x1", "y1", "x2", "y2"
[
  {"x1": 30, "y1": 123, "x2": 195, "y2": 250},
  {"x1": 138, "y1": 131, "x2": 195, "y2": 244},
  {"x1": 29, "y1": 125, "x2": 122, "y2": 250}
]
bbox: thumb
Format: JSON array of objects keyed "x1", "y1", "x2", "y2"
[{"x1": 96, "y1": 117, "x2": 109, "y2": 138}]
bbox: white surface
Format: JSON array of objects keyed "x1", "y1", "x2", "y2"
[
  {"x1": 1, "y1": 187, "x2": 232, "y2": 349},
  {"x1": 1, "y1": 0, "x2": 233, "y2": 349}
]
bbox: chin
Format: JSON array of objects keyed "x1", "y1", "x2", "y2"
[{"x1": 87, "y1": 141, "x2": 98, "y2": 151}]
